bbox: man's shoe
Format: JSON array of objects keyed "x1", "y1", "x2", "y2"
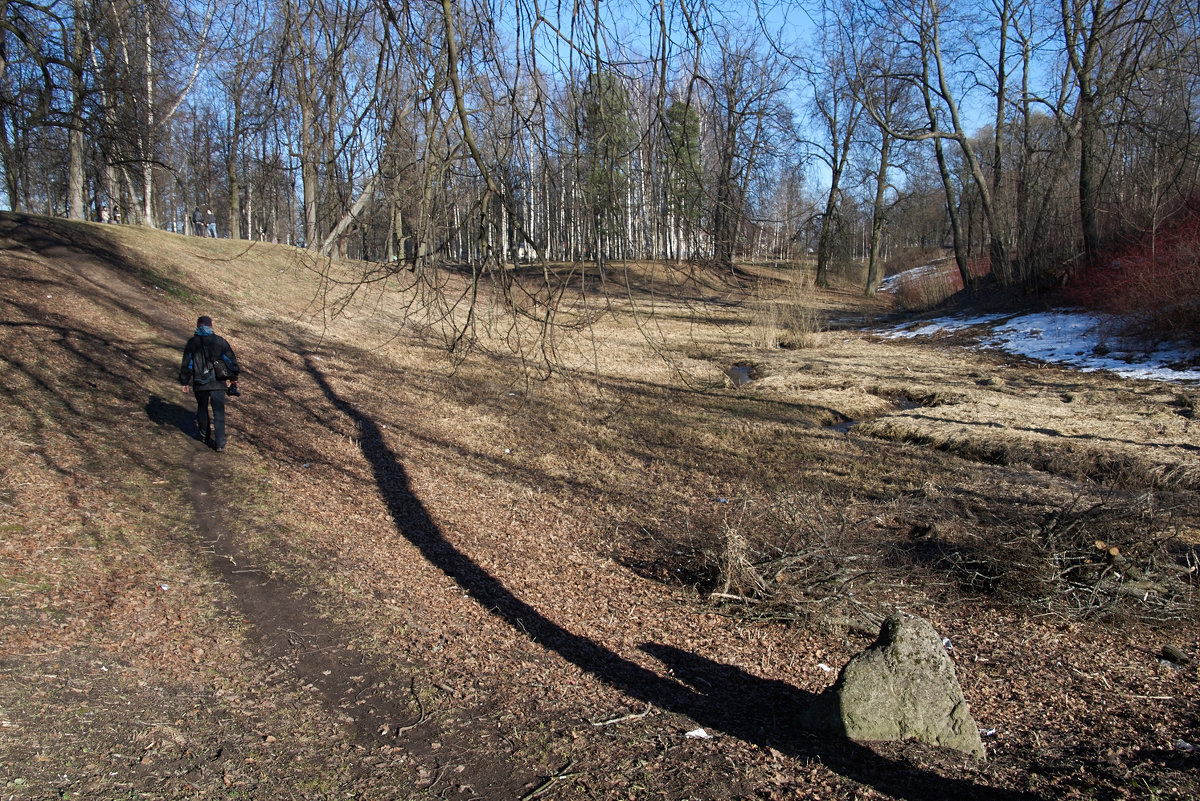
[{"x1": 215, "y1": 444, "x2": 226, "y2": 452}]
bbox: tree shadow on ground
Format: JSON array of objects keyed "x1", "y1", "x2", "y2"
[
  {"x1": 0, "y1": 212, "x2": 197, "y2": 301},
  {"x1": 305, "y1": 358, "x2": 1036, "y2": 801}
]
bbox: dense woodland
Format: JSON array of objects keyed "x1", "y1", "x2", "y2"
[{"x1": 4, "y1": 0, "x2": 1200, "y2": 297}]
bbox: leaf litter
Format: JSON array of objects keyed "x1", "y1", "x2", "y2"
[{"x1": 0, "y1": 213, "x2": 1196, "y2": 799}]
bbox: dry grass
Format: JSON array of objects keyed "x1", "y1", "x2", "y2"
[
  {"x1": 749, "y1": 271, "x2": 825, "y2": 350},
  {"x1": 2, "y1": 212, "x2": 1198, "y2": 799}
]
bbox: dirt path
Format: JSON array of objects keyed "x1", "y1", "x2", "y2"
[
  {"x1": 6, "y1": 211, "x2": 430, "y2": 778},
  {"x1": 0, "y1": 213, "x2": 522, "y2": 797},
  {"x1": 186, "y1": 441, "x2": 548, "y2": 797}
]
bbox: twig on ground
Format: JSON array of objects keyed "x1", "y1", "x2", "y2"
[
  {"x1": 709, "y1": 592, "x2": 760, "y2": 603},
  {"x1": 591, "y1": 703, "x2": 653, "y2": 726},
  {"x1": 396, "y1": 677, "x2": 428, "y2": 734},
  {"x1": 520, "y1": 760, "x2": 581, "y2": 800}
]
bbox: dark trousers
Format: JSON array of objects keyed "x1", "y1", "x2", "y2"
[{"x1": 195, "y1": 388, "x2": 227, "y2": 446}]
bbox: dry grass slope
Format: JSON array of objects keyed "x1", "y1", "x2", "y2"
[{"x1": 0, "y1": 211, "x2": 1197, "y2": 799}]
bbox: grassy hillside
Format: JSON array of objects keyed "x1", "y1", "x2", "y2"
[{"x1": 1, "y1": 211, "x2": 1197, "y2": 799}]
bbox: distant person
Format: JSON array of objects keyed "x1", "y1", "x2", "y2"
[
  {"x1": 192, "y1": 207, "x2": 204, "y2": 236},
  {"x1": 99, "y1": 205, "x2": 109, "y2": 224},
  {"x1": 111, "y1": 206, "x2": 121, "y2": 224},
  {"x1": 179, "y1": 315, "x2": 241, "y2": 452},
  {"x1": 206, "y1": 208, "x2": 217, "y2": 238}
]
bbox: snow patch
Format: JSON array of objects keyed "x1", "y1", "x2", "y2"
[{"x1": 880, "y1": 309, "x2": 1200, "y2": 384}]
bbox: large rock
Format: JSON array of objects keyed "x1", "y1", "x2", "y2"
[{"x1": 801, "y1": 612, "x2": 986, "y2": 758}]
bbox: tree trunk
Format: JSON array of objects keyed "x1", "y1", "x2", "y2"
[
  {"x1": 987, "y1": 0, "x2": 1012, "y2": 285},
  {"x1": 934, "y1": 137, "x2": 971, "y2": 287},
  {"x1": 319, "y1": 174, "x2": 377, "y2": 256},
  {"x1": 815, "y1": 184, "x2": 839, "y2": 288},
  {"x1": 68, "y1": 129, "x2": 86, "y2": 220},
  {"x1": 300, "y1": 95, "x2": 319, "y2": 248},
  {"x1": 68, "y1": 0, "x2": 87, "y2": 220},
  {"x1": 140, "y1": 11, "x2": 156, "y2": 227},
  {"x1": 919, "y1": 19, "x2": 971, "y2": 289},
  {"x1": 1077, "y1": 93, "x2": 1102, "y2": 264},
  {"x1": 928, "y1": 11, "x2": 1004, "y2": 285},
  {"x1": 865, "y1": 132, "x2": 893, "y2": 297},
  {"x1": 227, "y1": 90, "x2": 242, "y2": 239},
  {"x1": 713, "y1": 131, "x2": 739, "y2": 271}
]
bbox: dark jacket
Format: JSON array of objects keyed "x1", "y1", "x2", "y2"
[{"x1": 179, "y1": 327, "x2": 240, "y2": 390}]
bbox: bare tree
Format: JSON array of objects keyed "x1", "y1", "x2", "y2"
[
  {"x1": 806, "y1": 25, "x2": 864, "y2": 287},
  {"x1": 661, "y1": 93, "x2": 705, "y2": 261},
  {"x1": 67, "y1": 0, "x2": 88, "y2": 219},
  {"x1": 211, "y1": 1, "x2": 275, "y2": 239},
  {"x1": 854, "y1": 0, "x2": 1016, "y2": 286},
  {"x1": 1058, "y1": 0, "x2": 1189, "y2": 266},
  {"x1": 0, "y1": 0, "x2": 79, "y2": 212},
  {"x1": 277, "y1": 0, "x2": 368, "y2": 250},
  {"x1": 13, "y1": 0, "x2": 1200, "y2": 353},
  {"x1": 854, "y1": 60, "x2": 919, "y2": 296},
  {"x1": 705, "y1": 37, "x2": 791, "y2": 270}
]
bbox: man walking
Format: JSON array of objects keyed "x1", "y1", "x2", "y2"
[
  {"x1": 205, "y1": 208, "x2": 217, "y2": 238},
  {"x1": 179, "y1": 315, "x2": 240, "y2": 451}
]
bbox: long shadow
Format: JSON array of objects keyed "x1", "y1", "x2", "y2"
[
  {"x1": 146, "y1": 394, "x2": 197, "y2": 439},
  {"x1": 305, "y1": 358, "x2": 1039, "y2": 801}
]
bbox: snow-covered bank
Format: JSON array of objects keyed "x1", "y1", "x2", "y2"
[{"x1": 879, "y1": 309, "x2": 1200, "y2": 384}]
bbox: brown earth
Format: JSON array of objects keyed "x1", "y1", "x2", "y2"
[{"x1": 0, "y1": 211, "x2": 1197, "y2": 799}]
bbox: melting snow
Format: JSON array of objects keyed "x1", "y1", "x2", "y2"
[{"x1": 879, "y1": 309, "x2": 1200, "y2": 384}]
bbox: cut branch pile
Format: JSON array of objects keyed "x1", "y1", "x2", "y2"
[{"x1": 697, "y1": 490, "x2": 1197, "y2": 625}]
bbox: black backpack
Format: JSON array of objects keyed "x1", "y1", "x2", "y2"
[{"x1": 193, "y1": 339, "x2": 230, "y2": 383}]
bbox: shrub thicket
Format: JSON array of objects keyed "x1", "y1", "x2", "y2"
[{"x1": 1069, "y1": 204, "x2": 1200, "y2": 345}]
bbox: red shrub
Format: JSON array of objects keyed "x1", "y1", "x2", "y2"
[
  {"x1": 1068, "y1": 205, "x2": 1200, "y2": 345},
  {"x1": 889, "y1": 255, "x2": 992, "y2": 311}
]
